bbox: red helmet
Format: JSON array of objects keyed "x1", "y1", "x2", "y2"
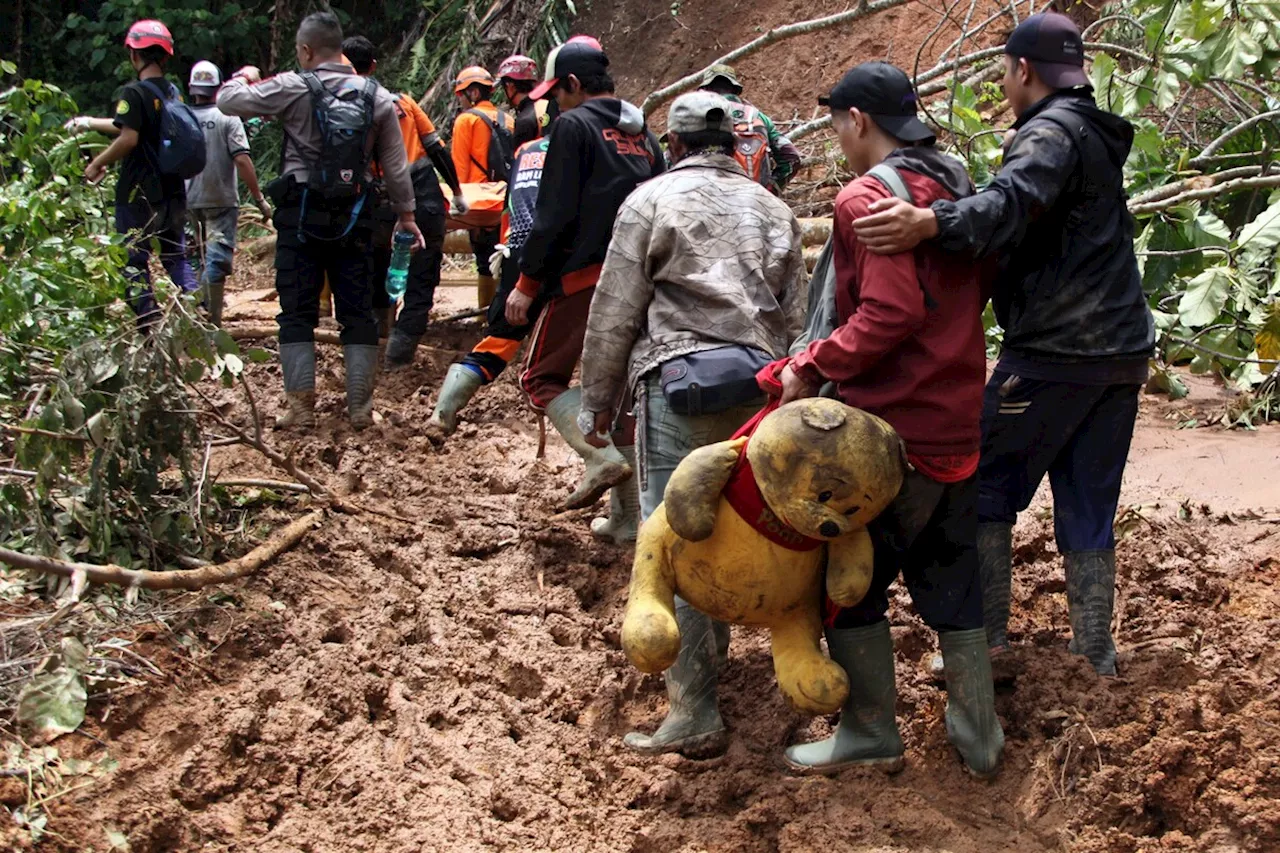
[
  {"x1": 567, "y1": 35, "x2": 603, "y2": 50},
  {"x1": 497, "y1": 55, "x2": 538, "y2": 81},
  {"x1": 125, "y1": 20, "x2": 175, "y2": 55}
]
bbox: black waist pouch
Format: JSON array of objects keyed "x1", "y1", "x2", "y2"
[{"x1": 660, "y1": 345, "x2": 771, "y2": 416}]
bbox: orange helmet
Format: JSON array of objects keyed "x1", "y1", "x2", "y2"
[
  {"x1": 454, "y1": 66, "x2": 495, "y2": 93},
  {"x1": 125, "y1": 19, "x2": 174, "y2": 55}
]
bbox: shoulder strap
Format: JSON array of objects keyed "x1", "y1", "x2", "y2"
[
  {"x1": 465, "y1": 108, "x2": 499, "y2": 134},
  {"x1": 139, "y1": 78, "x2": 174, "y2": 102},
  {"x1": 866, "y1": 163, "x2": 915, "y2": 205},
  {"x1": 301, "y1": 70, "x2": 329, "y2": 106}
]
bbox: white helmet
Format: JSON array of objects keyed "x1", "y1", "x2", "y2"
[{"x1": 188, "y1": 60, "x2": 223, "y2": 95}]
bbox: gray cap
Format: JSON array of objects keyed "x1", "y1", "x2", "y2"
[{"x1": 667, "y1": 91, "x2": 734, "y2": 135}]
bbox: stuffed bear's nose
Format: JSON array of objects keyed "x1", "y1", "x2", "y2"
[{"x1": 819, "y1": 521, "x2": 840, "y2": 538}]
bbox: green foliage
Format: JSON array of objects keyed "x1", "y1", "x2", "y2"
[{"x1": 0, "y1": 63, "x2": 247, "y2": 565}]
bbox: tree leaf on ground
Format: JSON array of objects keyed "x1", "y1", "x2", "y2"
[
  {"x1": 1147, "y1": 365, "x2": 1190, "y2": 399},
  {"x1": 1178, "y1": 265, "x2": 1235, "y2": 327},
  {"x1": 16, "y1": 668, "x2": 87, "y2": 743}
]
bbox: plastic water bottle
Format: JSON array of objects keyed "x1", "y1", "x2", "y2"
[{"x1": 385, "y1": 231, "x2": 415, "y2": 299}]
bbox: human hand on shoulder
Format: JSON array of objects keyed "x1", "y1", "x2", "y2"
[
  {"x1": 851, "y1": 197, "x2": 938, "y2": 256},
  {"x1": 232, "y1": 67, "x2": 262, "y2": 84}
]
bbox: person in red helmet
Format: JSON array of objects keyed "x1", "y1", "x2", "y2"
[
  {"x1": 68, "y1": 19, "x2": 198, "y2": 328},
  {"x1": 497, "y1": 55, "x2": 543, "y2": 147}
]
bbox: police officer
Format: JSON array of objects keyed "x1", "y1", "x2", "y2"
[{"x1": 218, "y1": 12, "x2": 423, "y2": 431}]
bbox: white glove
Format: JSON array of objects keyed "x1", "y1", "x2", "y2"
[
  {"x1": 451, "y1": 193, "x2": 471, "y2": 216},
  {"x1": 64, "y1": 116, "x2": 92, "y2": 134},
  {"x1": 488, "y1": 243, "x2": 510, "y2": 281}
]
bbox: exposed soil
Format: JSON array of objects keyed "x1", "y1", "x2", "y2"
[
  {"x1": 9, "y1": 3, "x2": 1280, "y2": 851},
  {"x1": 15, "y1": 252, "x2": 1276, "y2": 853}
]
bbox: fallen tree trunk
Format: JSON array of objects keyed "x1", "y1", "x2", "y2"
[{"x1": 0, "y1": 509, "x2": 324, "y2": 591}]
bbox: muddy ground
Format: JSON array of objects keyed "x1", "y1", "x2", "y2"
[{"x1": 11, "y1": 265, "x2": 1275, "y2": 853}]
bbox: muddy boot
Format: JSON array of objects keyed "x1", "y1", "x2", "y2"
[
  {"x1": 206, "y1": 280, "x2": 226, "y2": 327},
  {"x1": 623, "y1": 599, "x2": 727, "y2": 758},
  {"x1": 784, "y1": 620, "x2": 905, "y2": 775},
  {"x1": 384, "y1": 327, "x2": 422, "y2": 372},
  {"x1": 1065, "y1": 550, "x2": 1117, "y2": 676},
  {"x1": 713, "y1": 620, "x2": 730, "y2": 671},
  {"x1": 545, "y1": 388, "x2": 633, "y2": 510},
  {"x1": 343, "y1": 344, "x2": 379, "y2": 430},
  {"x1": 425, "y1": 364, "x2": 483, "y2": 444},
  {"x1": 274, "y1": 342, "x2": 316, "y2": 430},
  {"x1": 929, "y1": 522, "x2": 1015, "y2": 682},
  {"x1": 477, "y1": 274, "x2": 498, "y2": 310},
  {"x1": 940, "y1": 628, "x2": 1005, "y2": 780},
  {"x1": 590, "y1": 445, "x2": 640, "y2": 544}
]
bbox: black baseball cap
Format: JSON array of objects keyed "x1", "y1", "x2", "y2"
[
  {"x1": 1004, "y1": 12, "x2": 1091, "y2": 90},
  {"x1": 530, "y1": 41, "x2": 609, "y2": 100},
  {"x1": 818, "y1": 62, "x2": 935, "y2": 144}
]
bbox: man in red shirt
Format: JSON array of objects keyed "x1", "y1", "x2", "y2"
[{"x1": 771, "y1": 63, "x2": 1003, "y2": 779}]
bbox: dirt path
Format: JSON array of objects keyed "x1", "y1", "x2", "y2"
[{"x1": 31, "y1": 278, "x2": 1278, "y2": 852}]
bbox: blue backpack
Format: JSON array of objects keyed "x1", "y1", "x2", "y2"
[{"x1": 140, "y1": 79, "x2": 207, "y2": 179}]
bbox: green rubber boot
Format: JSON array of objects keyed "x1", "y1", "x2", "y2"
[
  {"x1": 1065, "y1": 550, "x2": 1117, "y2": 676},
  {"x1": 425, "y1": 364, "x2": 483, "y2": 444},
  {"x1": 940, "y1": 628, "x2": 1005, "y2": 780},
  {"x1": 545, "y1": 388, "x2": 632, "y2": 510},
  {"x1": 343, "y1": 344, "x2": 379, "y2": 430},
  {"x1": 206, "y1": 280, "x2": 226, "y2": 328},
  {"x1": 590, "y1": 445, "x2": 640, "y2": 544},
  {"x1": 784, "y1": 620, "x2": 905, "y2": 775},
  {"x1": 929, "y1": 521, "x2": 1015, "y2": 682},
  {"x1": 623, "y1": 599, "x2": 728, "y2": 758},
  {"x1": 274, "y1": 342, "x2": 316, "y2": 431}
]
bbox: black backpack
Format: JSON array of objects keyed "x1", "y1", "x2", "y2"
[
  {"x1": 139, "y1": 79, "x2": 207, "y2": 179},
  {"x1": 300, "y1": 71, "x2": 378, "y2": 200},
  {"x1": 465, "y1": 108, "x2": 515, "y2": 182}
]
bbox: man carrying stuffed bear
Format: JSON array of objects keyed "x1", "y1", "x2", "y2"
[{"x1": 770, "y1": 61, "x2": 1004, "y2": 779}]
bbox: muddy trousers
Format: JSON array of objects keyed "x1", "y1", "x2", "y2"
[
  {"x1": 272, "y1": 201, "x2": 378, "y2": 347},
  {"x1": 829, "y1": 471, "x2": 984, "y2": 634},
  {"x1": 635, "y1": 374, "x2": 766, "y2": 713},
  {"x1": 116, "y1": 199, "x2": 199, "y2": 325},
  {"x1": 371, "y1": 205, "x2": 447, "y2": 339},
  {"x1": 460, "y1": 253, "x2": 549, "y2": 383},
  {"x1": 519, "y1": 286, "x2": 594, "y2": 410}
]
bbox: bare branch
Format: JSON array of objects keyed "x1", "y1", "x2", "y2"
[
  {"x1": 639, "y1": 0, "x2": 915, "y2": 117},
  {"x1": 1128, "y1": 165, "x2": 1268, "y2": 205},
  {"x1": 0, "y1": 510, "x2": 323, "y2": 591},
  {"x1": 1129, "y1": 174, "x2": 1280, "y2": 215},
  {"x1": 1191, "y1": 109, "x2": 1280, "y2": 167}
]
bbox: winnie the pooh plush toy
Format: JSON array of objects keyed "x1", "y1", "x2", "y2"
[{"x1": 622, "y1": 398, "x2": 906, "y2": 715}]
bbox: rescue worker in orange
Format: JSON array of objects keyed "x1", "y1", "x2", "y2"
[{"x1": 452, "y1": 66, "x2": 516, "y2": 310}]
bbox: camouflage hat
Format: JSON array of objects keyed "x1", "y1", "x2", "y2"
[
  {"x1": 667, "y1": 91, "x2": 734, "y2": 135},
  {"x1": 699, "y1": 63, "x2": 743, "y2": 93}
]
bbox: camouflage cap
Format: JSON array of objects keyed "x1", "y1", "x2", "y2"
[
  {"x1": 667, "y1": 91, "x2": 734, "y2": 135},
  {"x1": 699, "y1": 63, "x2": 743, "y2": 92}
]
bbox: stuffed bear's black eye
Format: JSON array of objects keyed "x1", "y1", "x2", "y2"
[{"x1": 818, "y1": 490, "x2": 833, "y2": 503}]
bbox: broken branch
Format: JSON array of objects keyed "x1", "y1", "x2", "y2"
[{"x1": 0, "y1": 509, "x2": 323, "y2": 591}]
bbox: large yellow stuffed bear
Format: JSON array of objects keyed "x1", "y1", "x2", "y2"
[{"x1": 622, "y1": 398, "x2": 906, "y2": 715}]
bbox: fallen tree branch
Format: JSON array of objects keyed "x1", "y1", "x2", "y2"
[
  {"x1": 0, "y1": 509, "x2": 323, "y2": 591},
  {"x1": 1168, "y1": 336, "x2": 1280, "y2": 366},
  {"x1": 1, "y1": 425, "x2": 87, "y2": 442},
  {"x1": 1191, "y1": 109, "x2": 1280, "y2": 167},
  {"x1": 640, "y1": 0, "x2": 914, "y2": 117},
  {"x1": 1129, "y1": 175, "x2": 1280, "y2": 215},
  {"x1": 1128, "y1": 165, "x2": 1267, "y2": 206},
  {"x1": 229, "y1": 326, "x2": 344, "y2": 346},
  {"x1": 216, "y1": 478, "x2": 312, "y2": 494}
]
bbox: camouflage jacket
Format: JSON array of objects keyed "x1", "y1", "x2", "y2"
[{"x1": 581, "y1": 152, "x2": 807, "y2": 416}]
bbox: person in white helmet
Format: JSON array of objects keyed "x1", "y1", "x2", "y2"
[{"x1": 185, "y1": 60, "x2": 271, "y2": 326}]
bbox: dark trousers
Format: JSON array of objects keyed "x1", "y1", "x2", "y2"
[
  {"x1": 519, "y1": 286, "x2": 593, "y2": 410},
  {"x1": 977, "y1": 371, "x2": 1140, "y2": 552},
  {"x1": 371, "y1": 206, "x2": 447, "y2": 338},
  {"x1": 460, "y1": 251, "x2": 549, "y2": 382},
  {"x1": 471, "y1": 226, "x2": 499, "y2": 277},
  {"x1": 272, "y1": 201, "x2": 377, "y2": 346},
  {"x1": 833, "y1": 472, "x2": 984, "y2": 633},
  {"x1": 116, "y1": 198, "x2": 198, "y2": 322}
]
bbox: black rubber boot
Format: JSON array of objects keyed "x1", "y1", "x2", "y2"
[
  {"x1": 978, "y1": 522, "x2": 1014, "y2": 650},
  {"x1": 1065, "y1": 550, "x2": 1117, "y2": 676},
  {"x1": 939, "y1": 628, "x2": 1005, "y2": 780},
  {"x1": 384, "y1": 327, "x2": 421, "y2": 371},
  {"x1": 784, "y1": 620, "x2": 905, "y2": 774},
  {"x1": 623, "y1": 599, "x2": 727, "y2": 758}
]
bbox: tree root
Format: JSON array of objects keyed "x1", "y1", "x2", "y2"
[{"x1": 0, "y1": 509, "x2": 324, "y2": 591}]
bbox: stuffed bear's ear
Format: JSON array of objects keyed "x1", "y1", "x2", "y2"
[{"x1": 663, "y1": 438, "x2": 746, "y2": 541}]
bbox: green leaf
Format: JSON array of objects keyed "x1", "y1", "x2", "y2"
[
  {"x1": 1256, "y1": 302, "x2": 1280, "y2": 374},
  {"x1": 1178, "y1": 265, "x2": 1235, "y2": 327},
  {"x1": 16, "y1": 667, "x2": 87, "y2": 743},
  {"x1": 245, "y1": 347, "x2": 272, "y2": 363},
  {"x1": 1147, "y1": 365, "x2": 1189, "y2": 399},
  {"x1": 1236, "y1": 198, "x2": 1280, "y2": 272}
]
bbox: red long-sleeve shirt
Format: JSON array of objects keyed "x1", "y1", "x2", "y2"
[{"x1": 791, "y1": 168, "x2": 987, "y2": 464}]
